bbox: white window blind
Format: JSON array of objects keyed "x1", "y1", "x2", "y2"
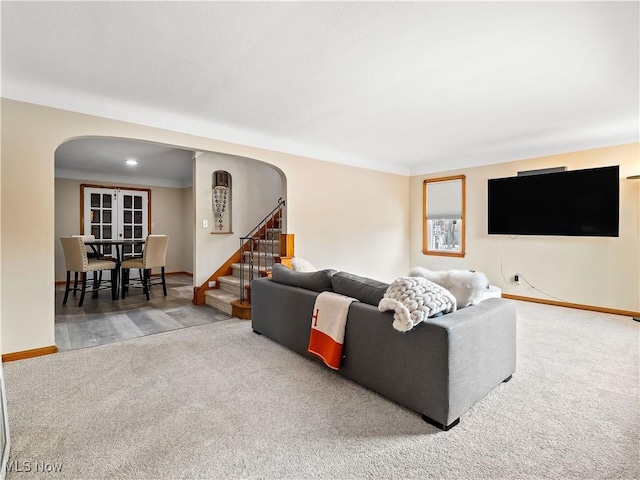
[{"x1": 426, "y1": 179, "x2": 462, "y2": 219}]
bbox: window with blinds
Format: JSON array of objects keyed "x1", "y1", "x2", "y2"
[{"x1": 423, "y1": 175, "x2": 466, "y2": 257}]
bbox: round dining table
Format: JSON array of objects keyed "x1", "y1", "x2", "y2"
[{"x1": 83, "y1": 239, "x2": 146, "y2": 299}]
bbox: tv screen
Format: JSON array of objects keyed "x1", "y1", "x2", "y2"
[{"x1": 488, "y1": 165, "x2": 619, "y2": 237}]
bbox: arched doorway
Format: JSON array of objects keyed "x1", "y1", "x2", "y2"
[{"x1": 54, "y1": 137, "x2": 287, "y2": 351}]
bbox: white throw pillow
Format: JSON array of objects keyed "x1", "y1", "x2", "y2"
[
  {"x1": 291, "y1": 257, "x2": 317, "y2": 272},
  {"x1": 409, "y1": 266, "x2": 489, "y2": 308}
]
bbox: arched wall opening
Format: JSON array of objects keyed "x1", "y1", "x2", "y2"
[
  {"x1": 1, "y1": 99, "x2": 410, "y2": 357},
  {"x1": 54, "y1": 136, "x2": 287, "y2": 287}
]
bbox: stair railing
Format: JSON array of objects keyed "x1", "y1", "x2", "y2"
[{"x1": 238, "y1": 198, "x2": 285, "y2": 303}]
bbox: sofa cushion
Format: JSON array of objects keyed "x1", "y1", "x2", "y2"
[
  {"x1": 331, "y1": 271, "x2": 389, "y2": 306},
  {"x1": 271, "y1": 264, "x2": 336, "y2": 292}
]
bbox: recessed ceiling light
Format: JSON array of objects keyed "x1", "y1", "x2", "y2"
[{"x1": 126, "y1": 159, "x2": 138, "y2": 166}]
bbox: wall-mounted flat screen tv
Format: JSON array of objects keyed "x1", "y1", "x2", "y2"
[{"x1": 488, "y1": 165, "x2": 619, "y2": 237}]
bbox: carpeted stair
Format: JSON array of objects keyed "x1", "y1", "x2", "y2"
[{"x1": 204, "y1": 228, "x2": 281, "y2": 315}]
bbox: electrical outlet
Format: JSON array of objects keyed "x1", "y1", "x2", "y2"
[
  {"x1": 513, "y1": 274, "x2": 520, "y2": 285},
  {"x1": 208, "y1": 281, "x2": 216, "y2": 288},
  {"x1": 202, "y1": 220, "x2": 209, "y2": 228}
]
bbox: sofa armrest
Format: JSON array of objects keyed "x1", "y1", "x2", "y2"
[
  {"x1": 340, "y1": 298, "x2": 516, "y2": 426},
  {"x1": 251, "y1": 277, "x2": 319, "y2": 356},
  {"x1": 434, "y1": 298, "x2": 517, "y2": 424}
]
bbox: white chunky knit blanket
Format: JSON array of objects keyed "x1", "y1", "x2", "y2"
[{"x1": 378, "y1": 277, "x2": 457, "y2": 332}]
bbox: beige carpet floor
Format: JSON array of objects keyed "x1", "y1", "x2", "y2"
[{"x1": 3, "y1": 301, "x2": 639, "y2": 479}]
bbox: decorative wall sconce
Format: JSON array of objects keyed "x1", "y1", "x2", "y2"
[{"x1": 212, "y1": 170, "x2": 232, "y2": 233}]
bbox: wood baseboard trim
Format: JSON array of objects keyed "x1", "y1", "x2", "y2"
[
  {"x1": 150, "y1": 271, "x2": 193, "y2": 277},
  {"x1": 502, "y1": 294, "x2": 640, "y2": 318},
  {"x1": 2, "y1": 345, "x2": 58, "y2": 363}
]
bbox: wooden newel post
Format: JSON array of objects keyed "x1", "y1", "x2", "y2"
[{"x1": 278, "y1": 233, "x2": 295, "y2": 268}]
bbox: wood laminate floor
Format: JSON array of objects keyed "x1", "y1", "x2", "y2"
[{"x1": 55, "y1": 273, "x2": 233, "y2": 351}]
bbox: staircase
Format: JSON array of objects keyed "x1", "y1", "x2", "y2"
[
  {"x1": 195, "y1": 198, "x2": 293, "y2": 318},
  {"x1": 203, "y1": 228, "x2": 281, "y2": 315}
]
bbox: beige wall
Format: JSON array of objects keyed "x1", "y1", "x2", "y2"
[
  {"x1": 194, "y1": 152, "x2": 283, "y2": 285},
  {"x1": 3, "y1": 97, "x2": 634, "y2": 357},
  {"x1": 286, "y1": 163, "x2": 409, "y2": 281},
  {"x1": 410, "y1": 143, "x2": 640, "y2": 312},
  {"x1": 183, "y1": 186, "x2": 194, "y2": 274},
  {"x1": 54, "y1": 178, "x2": 193, "y2": 281},
  {"x1": 1, "y1": 99, "x2": 410, "y2": 354}
]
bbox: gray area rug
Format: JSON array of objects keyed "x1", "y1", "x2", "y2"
[{"x1": 4, "y1": 301, "x2": 639, "y2": 479}]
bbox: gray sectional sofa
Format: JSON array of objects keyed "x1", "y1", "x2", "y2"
[{"x1": 251, "y1": 266, "x2": 516, "y2": 430}]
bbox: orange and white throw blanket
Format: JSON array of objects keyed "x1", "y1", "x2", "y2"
[{"x1": 307, "y1": 292, "x2": 358, "y2": 370}]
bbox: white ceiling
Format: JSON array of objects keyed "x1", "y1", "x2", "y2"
[
  {"x1": 2, "y1": 2, "x2": 638, "y2": 176},
  {"x1": 55, "y1": 138, "x2": 194, "y2": 188}
]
